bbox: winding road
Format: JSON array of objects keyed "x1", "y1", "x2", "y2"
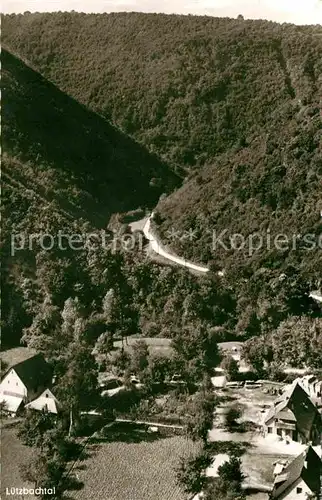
[
  {"x1": 141, "y1": 215, "x2": 320, "y2": 301},
  {"x1": 142, "y1": 214, "x2": 210, "y2": 274}
]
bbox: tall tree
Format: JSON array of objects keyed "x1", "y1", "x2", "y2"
[
  {"x1": 172, "y1": 323, "x2": 220, "y2": 381},
  {"x1": 130, "y1": 340, "x2": 149, "y2": 375},
  {"x1": 56, "y1": 342, "x2": 100, "y2": 436},
  {"x1": 21, "y1": 294, "x2": 62, "y2": 358}
]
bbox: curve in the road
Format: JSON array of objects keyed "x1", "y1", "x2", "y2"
[{"x1": 143, "y1": 215, "x2": 210, "y2": 274}]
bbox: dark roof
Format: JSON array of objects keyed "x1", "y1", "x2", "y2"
[
  {"x1": 11, "y1": 354, "x2": 52, "y2": 394},
  {"x1": 265, "y1": 382, "x2": 320, "y2": 440},
  {"x1": 272, "y1": 446, "x2": 322, "y2": 498}
]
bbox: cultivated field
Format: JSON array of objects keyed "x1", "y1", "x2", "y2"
[
  {"x1": 1, "y1": 423, "x2": 37, "y2": 499},
  {"x1": 72, "y1": 424, "x2": 200, "y2": 500}
]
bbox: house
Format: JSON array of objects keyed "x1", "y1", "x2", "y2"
[
  {"x1": 25, "y1": 388, "x2": 60, "y2": 414},
  {"x1": 0, "y1": 354, "x2": 52, "y2": 416},
  {"x1": 271, "y1": 445, "x2": 322, "y2": 499},
  {"x1": 295, "y1": 375, "x2": 322, "y2": 406},
  {"x1": 263, "y1": 382, "x2": 321, "y2": 445}
]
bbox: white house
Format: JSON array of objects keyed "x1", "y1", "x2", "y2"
[
  {"x1": 25, "y1": 388, "x2": 60, "y2": 415},
  {"x1": 271, "y1": 446, "x2": 322, "y2": 499},
  {"x1": 0, "y1": 354, "x2": 52, "y2": 416},
  {"x1": 263, "y1": 382, "x2": 321, "y2": 444}
]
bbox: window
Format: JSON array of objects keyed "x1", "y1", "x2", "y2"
[{"x1": 296, "y1": 487, "x2": 302, "y2": 494}]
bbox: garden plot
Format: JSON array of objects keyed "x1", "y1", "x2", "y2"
[{"x1": 72, "y1": 423, "x2": 200, "y2": 500}]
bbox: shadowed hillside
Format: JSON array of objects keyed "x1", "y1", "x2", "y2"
[{"x1": 2, "y1": 49, "x2": 180, "y2": 227}]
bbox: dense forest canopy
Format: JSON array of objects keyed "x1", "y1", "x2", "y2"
[
  {"x1": 2, "y1": 13, "x2": 321, "y2": 169},
  {"x1": 1, "y1": 12, "x2": 322, "y2": 358}
]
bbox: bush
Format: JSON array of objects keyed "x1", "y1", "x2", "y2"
[
  {"x1": 225, "y1": 407, "x2": 241, "y2": 431},
  {"x1": 221, "y1": 355, "x2": 239, "y2": 381},
  {"x1": 176, "y1": 450, "x2": 211, "y2": 494}
]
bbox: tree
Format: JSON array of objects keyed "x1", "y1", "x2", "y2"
[
  {"x1": 108, "y1": 348, "x2": 131, "y2": 375},
  {"x1": 204, "y1": 456, "x2": 245, "y2": 500},
  {"x1": 187, "y1": 390, "x2": 215, "y2": 445},
  {"x1": 56, "y1": 342, "x2": 100, "y2": 436},
  {"x1": 61, "y1": 297, "x2": 84, "y2": 341},
  {"x1": 176, "y1": 451, "x2": 211, "y2": 494},
  {"x1": 187, "y1": 411, "x2": 212, "y2": 445},
  {"x1": 142, "y1": 354, "x2": 172, "y2": 387},
  {"x1": 95, "y1": 331, "x2": 114, "y2": 357},
  {"x1": 243, "y1": 316, "x2": 322, "y2": 373},
  {"x1": 101, "y1": 286, "x2": 137, "y2": 349},
  {"x1": 200, "y1": 373, "x2": 214, "y2": 392},
  {"x1": 21, "y1": 295, "x2": 62, "y2": 358},
  {"x1": 172, "y1": 323, "x2": 220, "y2": 382},
  {"x1": 221, "y1": 355, "x2": 239, "y2": 381},
  {"x1": 218, "y1": 456, "x2": 245, "y2": 488},
  {"x1": 242, "y1": 337, "x2": 267, "y2": 376},
  {"x1": 271, "y1": 316, "x2": 322, "y2": 369},
  {"x1": 204, "y1": 478, "x2": 246, "y2": 500},
  {"x1": 225, "y1": 407, "x2": 241, "y2": 431},
  {"x1": 102, "y1": 288, "x2": 116, "y2": 323},
  {"x1": 0, "y1": 400, "x2": 8, "y2": 417},
  {"x1": 18, "y1": 409, "x2": 55, "y2": 448},
  {"x1": 130, "y1": 340, "x2": 149, "y2": 375}
]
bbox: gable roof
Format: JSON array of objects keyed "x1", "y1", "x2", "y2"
[
  {"x1": 10, "y1": 354, "x2": 52, "y2": 394},
  {"x1": 0, "y1": 395, "x2": 24, "y2": 413},
  {"x1": 265, "y1": 382, "x2": 320, "y2": 439},
  {"x1": 25, "y1": 388, "x2": 59, "y2": 414},
  {"x1": 272, "y1": 446, "x2": 322, "y2": 498}
]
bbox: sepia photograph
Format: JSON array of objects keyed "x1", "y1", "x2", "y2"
[{"x1": 1, "y1": 1, "x2": 322, "y2": 499}]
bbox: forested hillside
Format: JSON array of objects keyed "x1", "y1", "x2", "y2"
[
  {"x1": 1, "y1": 47, "x2": 226, "y2": 349},
  {"x1": 2, "y1": 12, "x2": 322, "y2": 356},
  {"x1": 3, "y1": 14, "x2": 322, "y2": 269},
  {"x1": 3, "y1": 13, "x2": 321, "y2": 172},
  {"x1": 2, "y1": 49, "x2": 178, "y2": 226}
]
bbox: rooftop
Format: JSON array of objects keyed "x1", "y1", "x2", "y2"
[
  {"x1": 8, "y1": 354, "x2": 52, "y2": 394},
  {"x1": 272, "y1": 446, "x2": 322, "y2": 498}
]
